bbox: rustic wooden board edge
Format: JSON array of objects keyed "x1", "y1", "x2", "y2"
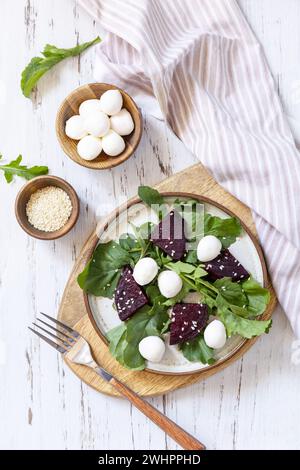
[{"x1": 58, "y1": 163, "x2": 277, "y2": 397}]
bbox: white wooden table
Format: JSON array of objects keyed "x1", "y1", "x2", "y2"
[{"x1": 0, "y1": 0, "x2": 299, "y2": 450}]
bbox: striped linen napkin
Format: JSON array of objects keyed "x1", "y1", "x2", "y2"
[{"x1": 78, "y1": 0, "x2": 300, "y2": 337}]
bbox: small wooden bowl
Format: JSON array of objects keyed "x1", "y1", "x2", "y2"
[
  {"x1": 56, "y1": 83, "x2": 143, "y2": 170},
  {"x1": 15, "y1": 175, "x2": 80, "y2": 240}
]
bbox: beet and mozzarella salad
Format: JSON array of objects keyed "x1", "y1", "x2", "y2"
[{"x1": 78, "y1": 186, "x2": 271, "y2": 371}]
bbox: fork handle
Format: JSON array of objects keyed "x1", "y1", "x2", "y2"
[{"x1": 109, "y1": 377, "x2": 205, "y2": 450}]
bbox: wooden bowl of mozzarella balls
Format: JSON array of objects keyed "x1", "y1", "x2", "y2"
[{"x1": 56, "y1": 83, "x2": 142, "y2": 169}]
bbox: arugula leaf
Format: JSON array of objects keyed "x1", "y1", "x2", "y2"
[
  {"x1": 184, "y1": 250, "x2": 198, "y2": 264},
  {"x1": 215, "y1": 276, "x2": 270, "y2": 318},
  {"x1": 77, "y1": 241, "x2": 131, "y2": 298},
  {"x1": 166, "y1": 261, "x2": 196, "y2": 275},
  {"x1": 163, "y1": 280, "x2": 192, "y2": 307},
  {"x1": 21, "y1": 36, "x2": 101, "y2": 97},
  {"x1": 145, "y1": 285, "x2": 165, "y2": 306},
  {"x1": 106, "y1": 324, "x2": 127, "y2": 366},
  {"x1": 214, "y1": 277, "x2": 247, "y2": 307},
  {"x1": 242, "y1": 276, "x2": 271, "y2": 316},
  {"x1": 138, "y1": 186, "x2": 164, "y2": 206},
  {"x1": 174, "y1": 198, "x2": 204, "y2": 241},
  {"x1": 0, "y1": 154, "x2": 48, "y2": 183},
  {"x1": 180, "y1": 334, "x2": 215, "y2": 365},
  {"x1": 217, "y1": 305, "x2": 272, "y2": 338},
  {"x1": 204, "y1": 213, "x2": 242, "y2": 248},
  {"x1": 106, "y1": 305, "x2": 169, "y2": 370}
]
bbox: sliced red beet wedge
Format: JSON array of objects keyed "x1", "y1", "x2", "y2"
[
  {"x1": 150, "y1": 210, "x2": 186, "y2": 260},
  {"x1": 169, "y1": 303, "x2": 208, "y2": 345},
  {"x1": 114, "y1": 266, "x2": 148, "y2": 321},
  {"x1": 204, "y1": 249, "x2": 249, "y2": 282}
]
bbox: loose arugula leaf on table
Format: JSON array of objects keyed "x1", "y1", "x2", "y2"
[
  {"x1": 180, "y1": 334, "x2": 215, "y2": 365},
  {"x1": 0, "y1": 154, "x2": 48, "y2": 183},
  {"x1": 21, "y1": 36, "x2": 101, "y2": 97},
  {"x1": 204, "y1": 213, "x2": 242, "y2": 248},
  {"x1": 77, "y1": 241, "x2": 132, "y2": 298}
]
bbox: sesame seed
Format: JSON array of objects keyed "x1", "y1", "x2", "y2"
[{"x1": 26, "y1": 186, "x2": 72, "y2": 232}]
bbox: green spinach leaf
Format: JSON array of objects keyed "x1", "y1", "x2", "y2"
[
  {"x1": 204, "y1": 213, "x2": 242, "y2": 248},
  {"x1": 77, "y1": 241, "x2": 131, "y2": 298},
  {"x1": 138, "y1": 186, "x2": 164, "y2": 206},
  {"x1": 106, "y1": 305, "x2": 169, "y2": 370},
  {"x1": 180, "y1": 334, "x2": 215, "y2": 365}
]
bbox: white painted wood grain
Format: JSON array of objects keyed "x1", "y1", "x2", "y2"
[{"x1": 0, "y1": 0, "x2": 299, "y2": 450}]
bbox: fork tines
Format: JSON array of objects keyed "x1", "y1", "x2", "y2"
[{"x1": 29, "y1": 312, "x2": 79, "y2": 354}]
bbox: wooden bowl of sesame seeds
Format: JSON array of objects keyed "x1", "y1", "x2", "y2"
[{"x1": 15, "y1": 175, "x2": 79, "y2": 240}]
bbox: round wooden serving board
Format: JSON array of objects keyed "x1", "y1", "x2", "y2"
[{"x1": 58, "y1": 163, "x2": 276, "y2": 397}]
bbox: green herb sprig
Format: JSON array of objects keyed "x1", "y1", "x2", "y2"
[
  {"x1": 0, "y1": 154, "x2": 48, "y2": 183},
  {"x1": 21, "y1": 36, "x2": 101, "y2": 97}
]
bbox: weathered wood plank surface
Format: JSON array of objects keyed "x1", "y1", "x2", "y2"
[{"x1": 0, "y1": 0, "x2": 299, "y2": 450}]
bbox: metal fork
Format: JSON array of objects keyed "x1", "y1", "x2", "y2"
[{"x1": 29, "y1": 313, "x2": 205, "y2": 451}]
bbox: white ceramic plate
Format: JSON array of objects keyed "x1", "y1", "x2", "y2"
[{"x1": 87, "y1": 195, "x2": 265, "y2": 374}]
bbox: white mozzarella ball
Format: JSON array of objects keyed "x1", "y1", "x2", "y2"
[
  {"x1": 99, "y1": 89, "x2": 123, "y2": 115},
  {"x1": 83, "y1": 110, "x2": 110, "y2": 137},
  {"x1": 102, "y1": 130, "x2": 125, "y2": 156},
  {"x1": 204, "y1": 320, "x2": 227, "y2": 349},
  {"x1": 79, "y1": 99, "x2": 102, "y2": 117},
  {"x1": 77, "y1": 135, "x2": 102, "y2": 161},
  {"x1": 133, "y1": 258, "x2": 158, "y2": 286},
  {"x1": 138, "y1": 336, "x2": 166, "y2": 363},
  {"x1": 110, "y1": 108, "x2": 134, "y2": 136},
  {"x1": 158, "y1": 270, "x2": 183, "y2": 299},
  {"x1": 65, "y1": 115, "x2": 87, "y2": 140},
  {"x1": 197, "y1": 235, "x2": 222, "y2": 262}
]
